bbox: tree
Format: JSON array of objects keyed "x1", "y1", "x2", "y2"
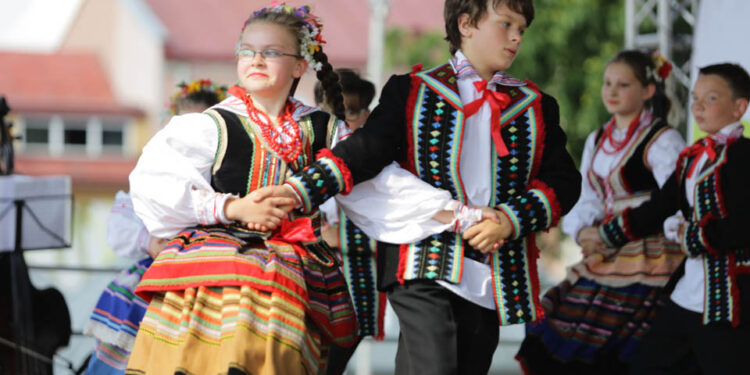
[{"x1": 508, "y1": 0, "x2": 625, "y2": 164}]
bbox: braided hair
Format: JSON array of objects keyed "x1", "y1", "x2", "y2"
[{"x1": 241, "y1": 6, "x2": 345, "y2": 120}]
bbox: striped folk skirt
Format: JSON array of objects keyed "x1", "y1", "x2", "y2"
[
  {"x1": 125, "y1": 227, "x2": 357, "y2": 375},
  {"x1": 516, "y1": 235, "x2": 683, "y2": 374},
  {"x1": 84, "y1": 258, "x2": 152, "y2": 375}
]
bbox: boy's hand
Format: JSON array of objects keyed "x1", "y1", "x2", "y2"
[
  {"x1": 250, "y1": 185, "x2": 301, "y2": 207},
  {"x1": 225, "y1": 193, "x2": 296, "y2": 231},
  {"x1": 463, "y1": 211, "x2": 512, "y2": 254},
  {"x1": 321, "y1": 222, "x2": 340, "y2": 248}
]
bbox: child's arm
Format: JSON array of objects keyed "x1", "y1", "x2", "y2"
[
  {"x1": 599, "y1": 172, "x2": 681, "y2": 247},
  {"x1": 130, "y1": 114, "x2": 291, "y2": 237},
  {"x1": 282, "y1": 75, "x2": 412, "y2": 213},
  {"x1": 679, "y1": 142, "x2": 750, "y2": 254}
]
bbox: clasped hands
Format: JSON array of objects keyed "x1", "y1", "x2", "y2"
[
  {"x1": 223, "y1": 185, "x2": 513, "y2": 254},
  {"x1": 434, "y1": 206, "x2": 513, "y2": 254},
  {"x1": 224, "y1": 185, "x2": 300, "y2": 232}
]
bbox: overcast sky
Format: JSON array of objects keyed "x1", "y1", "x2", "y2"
[{"x1": 0, "y1": 0, "x2": 83, "y2": 52}]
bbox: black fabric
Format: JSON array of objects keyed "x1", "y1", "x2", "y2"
[
  {"x1": 592, "y1": 119, "x2": 667, "y2": 195},
  {"x1": 211, "y1": 108, "x2": 253, "y2": 196},
  {"x1": 619, "y1": 120, "x2": 665, "y2": 193},
  {"x1": 211, "y1": 108, "x2": 333, "y2": 197},
  {"x1": 325, "y1": 336, "x2": 362, "y2": 375},
  {"x1": 622, "y1": 138, "x2": 750, "y2": 251},
  {"x1": 516, "y1": 333, "x2": 630, "y2": 375},
  {"x1": 387, "y1": 281, "x2": 499, "y2": 375},
  {"x1": 629, "y1": 296, "x2": 750, "y2": 375}
]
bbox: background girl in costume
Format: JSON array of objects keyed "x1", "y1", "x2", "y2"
[
  {"x1": 82, "y1": 79, "x2": 226, "y2": 375},
  {"x1": 516, "y1": 50, "x2": 686, "y2": 375},
  {"x1": 125, "y1": 4, "x2": 358, "y2": 374}
]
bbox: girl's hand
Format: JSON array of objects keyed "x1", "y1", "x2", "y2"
[
  {"x1": 146, "y1": 237, "x2": 169, "y2": 259},
  {"x1": 463, "y1": 213, "x2": 512, "y2": 254},
  {"x1": 580, "y1": 239, "x2": 606, "y2": 257},
  {"x1": 224, "y1": 194, "x2": 297, "y2": 231},
  {"x1": 577, "y1": 226, "x2": 607, "y2": 256},
  {"x1": 577, "y1": 226, "x2": 601, "y2": 243}
]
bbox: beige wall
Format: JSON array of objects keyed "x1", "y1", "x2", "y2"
[{"x1": 61, "y1": 0, "x2": 165, "y2": 134}]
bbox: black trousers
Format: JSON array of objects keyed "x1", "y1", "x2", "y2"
[
  {"x1": 326, "y1": 336, "x2": 362, "y2": 375},
  {"x1": 387, "y1": 280, "x2": 499, "y2": 375},
  {"x1": 629, "y1": 299, "x2": 750, "y2": 375}
]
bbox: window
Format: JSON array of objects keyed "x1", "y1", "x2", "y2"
[
  {"x1": 102, "y1": 130, "x2": 123, "y2": 146},
  {"x1": 23, "y1": 117, "x2": 50, "y2": 144}
]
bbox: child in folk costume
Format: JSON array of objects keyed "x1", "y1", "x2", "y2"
[
  {"x1": 516, "y1": 50, "x2": 686, "y2": 374},
  {"x1": 255, "y1": 0, "x2": 582, "y2": 373},
  {"x1": 125, "y1": 4, "x2": 358, "y2": 374},
  {"x1": 313, "y1": 69, "x2": 385, "y2": 375},
  {"x1": 83, "y1": 79, "x2": 226, "y2": 375},
  {"x1": 602, "y1": 63, "x2": 750, "y2": 375}
]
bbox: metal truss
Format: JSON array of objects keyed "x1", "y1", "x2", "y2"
[{"x1": 625, "y1": 0, "x2": 700, "y2": 126}]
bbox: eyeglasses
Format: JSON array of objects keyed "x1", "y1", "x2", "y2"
[{"x1": 236, "y1": 48, "x2": 302, "y2": 60}]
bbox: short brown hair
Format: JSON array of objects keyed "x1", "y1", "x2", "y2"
[{"x1": 444, "y1": 0, "x2": 535, "y2": 54}]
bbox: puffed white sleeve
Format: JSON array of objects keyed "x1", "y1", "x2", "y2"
[
  {"x1": 106, "y1": 190, "x2": 150, "y2": 258},
  {"x1": 334, "y1": 162, "x2": 454, "y2": 244},
  {"x1": 646, "y1": 127, "x2": 685, "y2": 187},
  {"x1": 561, "y1": 132, "x2": 605, "y2": 242},
  {"x1": 129, "y1": 113, "x2": 235, "y2": 239}
]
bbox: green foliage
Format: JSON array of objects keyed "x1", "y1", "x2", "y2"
[
  {"x1": 507, "y1": 0, "x2": 625, "y2": 164},
  {"x1": 385, "y1": 29, "x2": 452, "y2": 71}
]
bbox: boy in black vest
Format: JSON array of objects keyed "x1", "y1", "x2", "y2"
[{"x1": 262, "y1": 0, "x2": 581, "y2": 373}]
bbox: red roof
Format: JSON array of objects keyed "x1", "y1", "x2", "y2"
[
  {"x1": 0, "y1": 52, "x2": 141, "y2": 115},
  {"x1": 14, "y1": 156, "x2": 137, "y2": 189},
  {"x1": 145, "y1": 0, "x2": 443, "y2": 65}
]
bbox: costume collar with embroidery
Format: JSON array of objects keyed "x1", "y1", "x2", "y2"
[
  {"x1": 449, "y1": 50, "x2": 526, "y2": 87},
  {"x1": 210, "y1": 93, "x2": 319, "y2": 121},
  {"x1": 709, "y1": 121, "x2": 743, "y2": 144}
]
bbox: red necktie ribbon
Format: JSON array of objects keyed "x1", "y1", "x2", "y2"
[
  {"x1": 681, "y1": 137, "x2": 717, "y2": 178},
  {"x1": 463, "y1": 80, "x2": 512, "y2": 157}
]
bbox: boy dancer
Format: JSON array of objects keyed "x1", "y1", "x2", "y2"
[
  {"x1": 262, "y1": 0, "x2": 581, "y2": 373},
  {"x1": 594, "y1": 63, "x2": 750, "y2": 375}
]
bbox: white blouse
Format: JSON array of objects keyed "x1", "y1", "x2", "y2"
[
  {"x1": 129, "y1": 96, "x2": 320, "y2": 239},
  {"x1": 561, "y1": 121, "x2": 685, "y2": 242}
]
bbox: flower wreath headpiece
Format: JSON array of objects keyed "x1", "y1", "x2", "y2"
[
  {"x1": 647, "y1": 51, "x2": 673, "y2": 83},
  {"x1": 244, "y1": 2, "x2": 326, "y2": 71},
  {"x1": 169, "y1": 79, "x2": 227, "y2": 115}
]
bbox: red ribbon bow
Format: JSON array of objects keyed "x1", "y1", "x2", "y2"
[
  {"x1": 682, "y1": 137, "x2": 717, "y2": 178},
  {"x1": 270, "y1": 217, "x2": 317, "y2": 244},
  {"x1": 463, "y1": 80, "x2": 512, "y2": 157}
]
